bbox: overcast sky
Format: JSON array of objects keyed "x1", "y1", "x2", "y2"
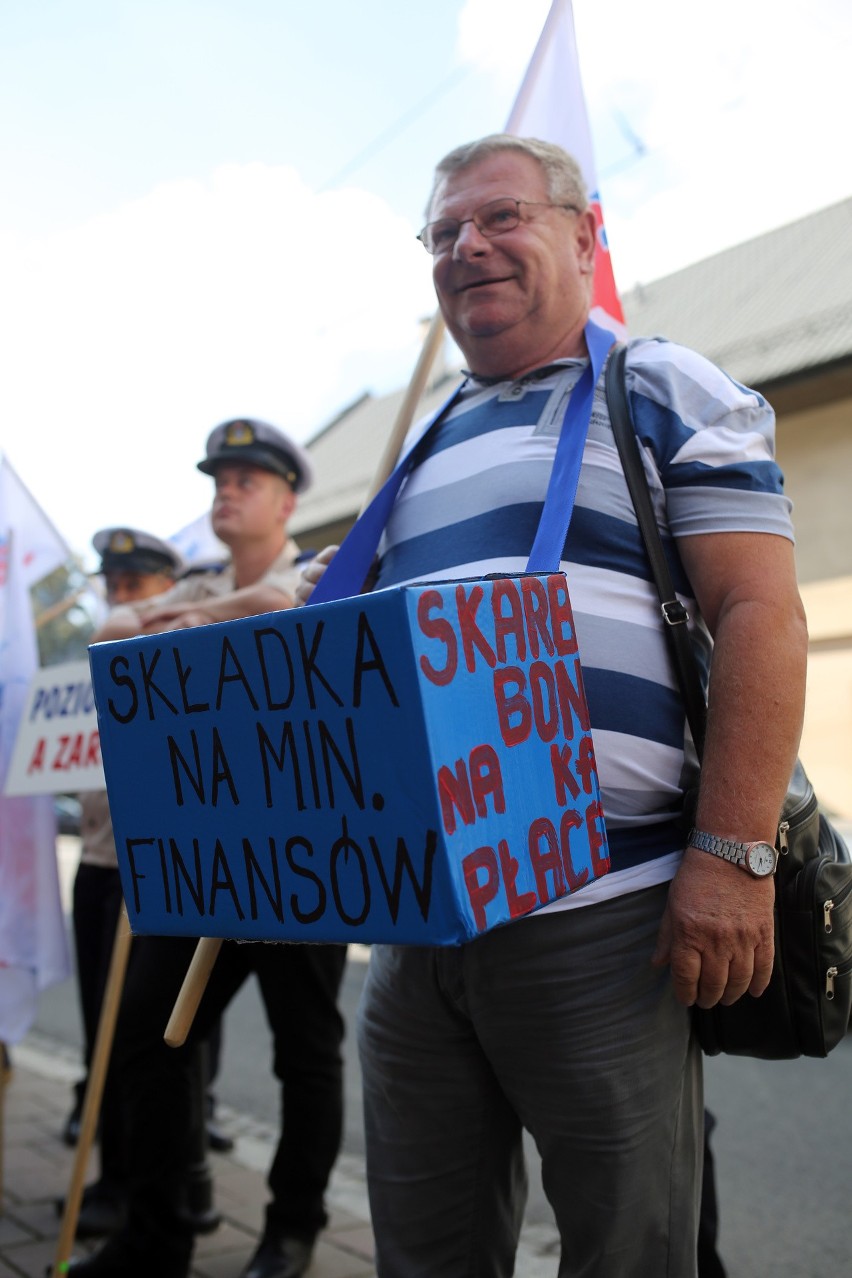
[{"x1": 2, "y1": 0, "x2": 850, "y2": 563}]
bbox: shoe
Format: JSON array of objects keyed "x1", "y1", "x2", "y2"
[
  {"x1": 65, "y1": 1248, "x2": 126, "y2": 1277},
  {"x1": 55, "y1": 1181, "x2": 128, "y2": 1239},
  {"x1": 65, "y1": 1235, "x2": 189, "y2": 1277},
  {"x1": 66, "y1": 1255, "x2": 187, "y2": 1278},
  {"x1": 75, "y1": 1190, "x2": 127, "y2": 1239},
  {"x1": 206, "y1": 1119, "x2": 234, "y2": 1153},
  {"x1": 241, "y1": 1232, "x2": 316, "y2": 1278}
]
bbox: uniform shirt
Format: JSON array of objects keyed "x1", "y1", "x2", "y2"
[
  {"x1": 162, "y1": 537, "x2": 303, "y2": 605},
  {"x1": 79, "y1": 789, "x2": 119, "y2": 869},
  {"x1": 374, "y1": 337, "x2": 794, "y2": 910}
]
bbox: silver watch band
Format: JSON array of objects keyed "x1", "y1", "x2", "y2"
[{"x1": 687, "y1": 828, "x2": 749, "y2": 865}]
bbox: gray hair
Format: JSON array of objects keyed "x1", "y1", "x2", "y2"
[{"x1": 425, "y1": 134, "x2": 588, "y2": 220}]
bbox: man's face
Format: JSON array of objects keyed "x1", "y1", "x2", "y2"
[
  {"x1": 428, "y1": 151, "x2": 596, "y2": 377},
  {"x1": 104, "y1": 570, "x2": 174, "y2": 607},
  {"x1": 210, "y1": 462, "x2": 294, "y2": 545}
]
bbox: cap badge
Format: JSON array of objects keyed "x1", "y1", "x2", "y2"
[
  {"x1": 224, "y1": 420, "x2": 255, "y2": 448},
  {"x1": 108, "y1": 531, "x2": 135, "y2": 555}
]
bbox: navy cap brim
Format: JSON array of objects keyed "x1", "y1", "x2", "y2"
[
  {"x1": 197, "y1": 443, "x2": 307, "y2": 490},
  {"x1": 96, "y1": 551, "x2": 180, "y2": 576}
]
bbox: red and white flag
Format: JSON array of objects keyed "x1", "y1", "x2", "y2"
[
  {"x1": 505, "y1": 0, "x2": 625, "y2": 337},
  {"x1": 0, "y1": 456, "x2": 73, "y2": 1044}
]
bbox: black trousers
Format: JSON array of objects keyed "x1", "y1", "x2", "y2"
[
  {"x1": 72, "y1": 864, "x2": 126, "y2": 1064},
  {"x1": 109, "y1": 932, "x2": 347, "y2": 1268},
  {"x1": 72, "y1": 863, "x2": 128, "y2": 1189}
]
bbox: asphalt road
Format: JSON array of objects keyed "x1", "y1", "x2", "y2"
[{"x1": 30, "y1": 855, "x2": 852, "y2": 1277}]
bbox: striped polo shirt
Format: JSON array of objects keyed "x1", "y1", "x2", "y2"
[{"x1": 373, "y1": 336, "x2": 794, "y2": 911}]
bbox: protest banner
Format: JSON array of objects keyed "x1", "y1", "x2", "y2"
[
  {"x1": 90, "y1": 573, "x2": 610, "y2": 946},
  {"x1": 3, "y1": 659, "x2": 104, "y2": 796},
  {"x1": 0, "y1": 456, "x2": 72, "y2": 1047}
]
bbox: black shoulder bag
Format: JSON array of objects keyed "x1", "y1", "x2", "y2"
[{"x1": 605, "y1": 341, "x2": 852, "y2": 1059}]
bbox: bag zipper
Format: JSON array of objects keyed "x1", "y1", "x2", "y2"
[
  {"x1": 824, "y1": 872, "x2": 852, "y2": 933},
  {"x1": 795, "y1": 857, "x2": 852, "y2": 927},
  {"x1": 777, "y1": 786, "x2": 818, "y2": 856},
  {"x1": 825, "y1": 956, "x2": 852, "y2": 1000}
]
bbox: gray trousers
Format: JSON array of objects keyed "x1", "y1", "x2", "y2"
[{"x1": 357, "y1": 884, "x2": 702, "y2": 1278}]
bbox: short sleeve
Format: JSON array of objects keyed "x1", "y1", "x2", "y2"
[{"x1": 624, "y1": 337, "x2": 795, "y2": 542}]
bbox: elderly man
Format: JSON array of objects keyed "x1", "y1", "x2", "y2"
[
  {"x1": 302, "y1": 136, "x2": 807, "y2": 1277},
  {"x1": 71, "y1": 420, "x2": 347, "y2": 1278}
]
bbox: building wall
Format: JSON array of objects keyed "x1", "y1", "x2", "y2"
[
  {"x1": 775, "y1": 395, "x2": 852, "y2": 819},
  {"x1": 775, "y1": 393, "x2": 852, "y2": 584},
  {"x1": 797, "y1": 576, "x2": 852, "y2": 821}
]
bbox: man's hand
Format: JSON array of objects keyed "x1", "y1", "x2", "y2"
[
  {"x1": 652, "y1": 846, "x2": 775, "y2": 1008},
  {"x1": 295, "y1": 546, "x2": 339, "y2": 606}
]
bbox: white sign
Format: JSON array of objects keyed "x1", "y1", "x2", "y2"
[{"x1": 3, "y1": 658, "x2": 104, "y2": 795}]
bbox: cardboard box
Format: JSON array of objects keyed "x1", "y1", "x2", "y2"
[{"x1": 89, "y1": 572, "x2": 609, "y2": 945}]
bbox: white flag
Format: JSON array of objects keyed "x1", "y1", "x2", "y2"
[
  {"x1": 0, "y1": 457, "x2": 73, "y2": 1043},
  {"x1": 0, "y1": 454, "x2": 71, "y2": 590},
  {"x1": 505, "y1": 0, "x2": 626, "y2": 337},
  {"x1": 168, "y1": 509, "x2": 228, "y2": 568}
]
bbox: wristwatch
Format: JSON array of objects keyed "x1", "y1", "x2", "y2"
[{"x1": 687, "y1": 828, "x2": 779, "y2": 878}]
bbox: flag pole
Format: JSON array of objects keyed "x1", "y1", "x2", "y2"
[
  {"x1": 362, "y1": 311, "x2": 446, "y2": 504},
  {"x1": 163, "y1": 311, "x2": 448, "y2": 1049}
]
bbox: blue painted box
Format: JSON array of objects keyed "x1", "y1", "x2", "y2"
[{"x1": 88, "y1": 572, "x2": 610, "y2": 945}]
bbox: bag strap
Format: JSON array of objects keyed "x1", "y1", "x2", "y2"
[
  {"x1": 525, "y1": 319, "x2": 614, "y2": 570},
  {"x1": 309, "y1": 319, "x2": 614, "y2": 606},
  {"x1": 604, "y1": 342, "x2": 708, "y2": 758}
]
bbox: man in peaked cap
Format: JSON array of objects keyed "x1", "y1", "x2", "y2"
[
  {"x1": 197, "y1": 417, "x2": 313, "y2": 491},
  {"x1": 92, "y1": 419, "x2": 314, "y2": 640},
  {"x1": 92, "y1": 527, "x2": 185, "y2": 602},
  {"x1": 65, "y1": 529, "x2": 184, "y2": 1236},
  {"x1": 71, "y1": 421, "x2": 347, "y2": 1278}
]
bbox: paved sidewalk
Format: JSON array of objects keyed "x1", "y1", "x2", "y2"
[
  {"x1": 1, "y1": 1036, "x2": 561, "y2": 1278},
  {"x1": 0, "y1": 1037, "x2": 377, "y2": 1278},
  {"x1": 2, "y1": 840, "x2": 562, "y2": 1277}
]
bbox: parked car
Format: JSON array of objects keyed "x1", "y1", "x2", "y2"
[{"x1": 54, "y1": 794, "x2": 82, "y2": 836}]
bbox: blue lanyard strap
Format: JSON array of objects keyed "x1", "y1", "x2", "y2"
[
  {"x1": 525, "y1": 318, "x2": 614, "y2": 571},
  {"x1": 307, "y1": 319, "x2": 614, "y2": 606}
]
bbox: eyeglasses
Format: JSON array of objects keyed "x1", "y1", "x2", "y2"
[{"x1": 417, "y1": 197, "x2": 579, "y2": 255}]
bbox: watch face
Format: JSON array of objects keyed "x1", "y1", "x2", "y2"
[{"x1": 746, "y1": 843, "x2": 776, "y2": 876}]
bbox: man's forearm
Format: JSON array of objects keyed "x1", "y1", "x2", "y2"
[
  {"x1": 694, "y1": 593, "x2": 808, "y2": 841},
  {"x1": 652, "y1": 594, "x2": 806, "y2": 1010},
  {"x1": 189, "y1": 584, "x2": 293, "y2": 624},
  {"x1": 655, "y1": 531, "x2": 809, "y2": 1008},
  {"x1": 90, "y1": 585, "x2": 293, "y2": 644}
]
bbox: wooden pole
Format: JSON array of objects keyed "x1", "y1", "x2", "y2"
[
  {"x1": 163, "y1": 936, "x2": 223, "y2": 1048},
  {"x1": 362, "y1": 312, "x2": 446, "y2": 505},
  {"x1": 162, "y1": 312, "x2": 447, "y2": 1050},
  {"x1": 52, "y1": 907, "x2": 133, "y2": 1278}
]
